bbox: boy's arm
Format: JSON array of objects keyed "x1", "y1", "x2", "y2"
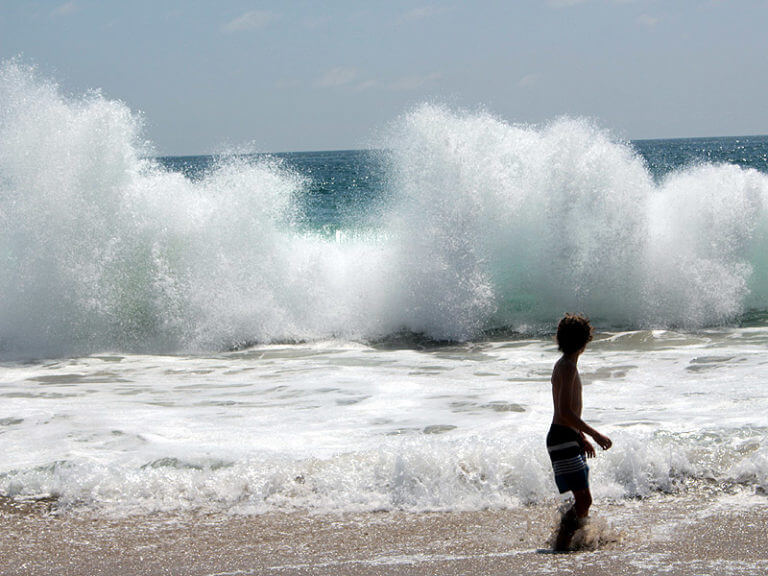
[{"x1": 556, "y1": 365, "x2": 612, "y2": 450}]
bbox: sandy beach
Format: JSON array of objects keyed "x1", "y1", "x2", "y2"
[{"x1": 1, "y1": 486, "x2": 766, "y2": 576}]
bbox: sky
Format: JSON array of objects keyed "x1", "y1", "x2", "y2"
[{"x1": 1, "y1": 0, "x2": 767, "y2": 155}]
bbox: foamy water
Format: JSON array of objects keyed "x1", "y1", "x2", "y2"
[
  {"x1": 1, "y1": 60, "x2": 768, "y2": 516},
  {"x1": 1, "y1": 329, "x2": 767, "y2": 515}
]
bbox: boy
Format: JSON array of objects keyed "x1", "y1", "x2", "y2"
[{"x1": 547, "y1": 314, "x2": 611, "y2": 551}]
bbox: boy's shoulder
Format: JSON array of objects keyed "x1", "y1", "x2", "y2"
[
  {"x1": 552, "y1": 356, "x2": 577, "y2": 380},
  {"x1": 554, "y1": 355, "x2": 577, "y2": 370}
]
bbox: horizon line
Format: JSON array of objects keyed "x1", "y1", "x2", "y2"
[{"x1": 157, "y1": 133, "x2": 768, "y2": 159}]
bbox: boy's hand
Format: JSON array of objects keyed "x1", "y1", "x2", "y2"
[
  {"x1": 582, "y1": 436, "x2": 596, "y2": 458},
  {"x1": 593, "y1": 432, "x2": 612, "y2": 451}
]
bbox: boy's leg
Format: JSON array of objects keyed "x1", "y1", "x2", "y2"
[{"x1": 573, "y1": 488, "x2": 592, "y2": 518}]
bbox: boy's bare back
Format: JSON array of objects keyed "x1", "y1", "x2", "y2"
[{"x1": 551, "y1": 357, "x2": 583, "y2": 428}]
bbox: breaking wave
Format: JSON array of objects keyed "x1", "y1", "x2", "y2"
[{"x1": 2, "y1": 60, "x2": 768, "y2": 358}]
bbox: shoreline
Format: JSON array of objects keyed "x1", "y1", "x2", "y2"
[{"x1": 2, "y1": 488, "x2": 767, "y2": 575}]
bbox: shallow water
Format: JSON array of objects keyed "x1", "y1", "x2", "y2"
[{"x1": 1, "y1": 328, "x2": 767, "y2": 515}]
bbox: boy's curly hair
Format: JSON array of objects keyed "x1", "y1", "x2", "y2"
[{"x1": 556, "y1": 314, "x2": 593, "y2": 354}]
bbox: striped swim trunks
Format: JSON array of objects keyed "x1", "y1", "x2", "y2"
[{"x1": 546, "y1": 424, "x2": 589, "y2": 494}]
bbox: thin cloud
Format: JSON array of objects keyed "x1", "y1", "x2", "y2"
[
  {"x1": 355, "y1": 80, "x2": 379, "y2": 91},
  {"x1": 49, "y1": 1, "x2": 78, "y2": 17},
  {"x1": 548, "y1": 0, "x2": 641, "y2": 6},
  {"x1": 316, "y1": 67, "x2": 358, "y2": 88},
  {"x1": 401, "y1": 5, "x2": 453, "y2": 22},
  {"x1": 387, "y1": 73, "x2": 441, "y2": 91},
  {"x1": 303, "y1": 16, "x2": 331, "y2": 29},
  {"x1": 637, "y1": 13, "x2": 661, "y2": 28},
  {"x1": 314, "y1": 71, "x2": 440, "y2": 92},
  {"x1": 517, "y1": 73, "x2": 540, "y2": 88},
  {"x1": 223, "y1": 10, "x2": 276, "y2": 33},
  {"x1": 275, "y1": 78, "x2": 301, "y2": 89},
  {"x1": 547, "y1": 0, "x2": 590, "y2": 7}
]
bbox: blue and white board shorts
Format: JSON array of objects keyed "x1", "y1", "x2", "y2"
[{"x1": 546, "y1": 424, "x2": 589, "y2": 494}]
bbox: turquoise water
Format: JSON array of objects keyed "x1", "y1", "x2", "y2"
[{"x1": 158, "y1": 150, "x2": 389, "y2": 234}]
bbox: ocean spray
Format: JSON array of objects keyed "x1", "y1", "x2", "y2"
[{"x1": 3, "y1": 61, "x2": 768, "y2": 358}]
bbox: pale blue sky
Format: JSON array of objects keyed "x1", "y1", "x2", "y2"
[{"x1": 2, "y1": 0, "x2": 767, "y2": 154}]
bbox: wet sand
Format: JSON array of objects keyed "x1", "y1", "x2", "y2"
[{"x1": 1, "y1": 487, "x2": 767, "y2": 576}]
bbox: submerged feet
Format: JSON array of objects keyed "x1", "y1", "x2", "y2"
[
  {"x1": 553, "y1": 506, "x2": 581, "y2": 552},
  {"x1": 549, "y1": 505, "x2": 620, "y2": 552}
]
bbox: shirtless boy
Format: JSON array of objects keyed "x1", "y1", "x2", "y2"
[{"x1": 547, "y1": 314, "x2": 612, "y2": 550}]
